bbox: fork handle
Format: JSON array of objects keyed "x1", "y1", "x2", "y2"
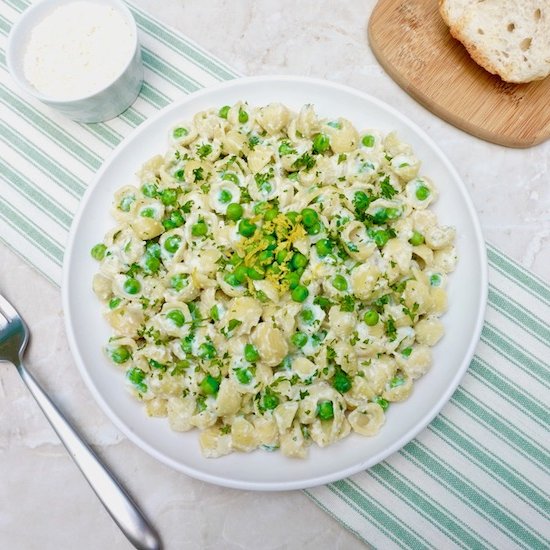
[{"x1": 16, "y1": 360, "x2": 162, "y2": 550}]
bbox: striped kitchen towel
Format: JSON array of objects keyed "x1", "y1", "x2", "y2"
[{"x1": 1, "y1": 1, "x2": 548, "y2": 549}]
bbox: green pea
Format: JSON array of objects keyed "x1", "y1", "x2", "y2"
[
  {"x1": 301, "y1": 208, "x2": 319, "y2": 227},
  {"x1": 371, "y1": 229, "x2": 392, "y2": 248},
  {"x1": 235, "y1": 367, "x2": 252, "y2": 384},
  {"x1": 233, "y1": 264, "x2": 249, "y2": 284},
  {"x1": 262, "y1": 392, "x2": 279, "y2": 410},
  {"x1": 264, "y1": 207, "x2": 279, "y2": 221},
  {"x1": 191, "y1": 221, "x2": 208, "y2": 237},
  {"x1": 275, "y1": 249, "x2": 288, "y2": 264},
  {"x1": 159, "y1": 188, "x2": 176, "y2": 206},
  {"x1": 127, "y1": 367, "x2": 147, "y2": 391},
  {"x1": 283, "y1": 272, "x2": 299, "y2": 290},
  {"x1": 430, "y1": 273, "x2": 442, "y2": 287},
  {"x1": 173, "y1": 127, "x2": 188, "y2": 139},
  {"x1": 111, "y1": 346, "x2": 130, "y2": 364},
  {"x1": 196, "y1": 143, "x2": 212, "y2": 159},
  {"x1": 91, "y1": 243, "x2": 107, "y2": 261},
  {"x1": 362, "y1": 134, "x2": 375, "y2": 147},
  {"x1": 140, "y1": 207, "x2": 155, "y2": 218},
  {"x1": 291, "y1": 284, "x2": 309, "y2": 302},
  {"x1": 390, "y1": 375, "x2": 406, "y2": 388},
  {"x1": 244, "y1": 343, "x2": 260, "y2": 362},
  {"x1": 224, "y1": 273, "x2": 241, "y2": 287},
  {"x1": 200, "y1": 374, "x2": 219, "y2": 395},
  {"x1": 372, "y1": 208, "x2": 389, "y2": 224},
  {"x1": 141, "y1": 183, "x2": 158, "y2": 197},
  {"x1": 207, "y1": 305, "x2": 219, "y2": 322},
  {"x1": 317, "y1": 400, "x2": 334, "y2": 420},
  {"x1": 382, "y1": 207, "x2": 401, "y2": 224},
  {"x1": 226, "y1": 202, "x2": 243, "y2": 221},
  {"x1": 146, "y1": 242, "x2": 161, "y2": 258},
  {"x1": 170, "y1": 274, "x2": 188, "y2": 291},
  {"x1": 257, "y1": 249, "x2": 274, "y2": 265},
  {"x1": 247, "y1": 266, "x2": 265, "y2": 280},
  {"x1": 332, "y1": 275, "x2": 348, "y2": 291},
  {"x1": 312, "y1": 133, "x2": 330, "y2": 153},
  {"x1": 108, "y1": 297, "x2": 121, "y2": 309},
  {"x1": 119, "y1": 195, "x2": 134, "y2": 212},
  {"x1": 278, "y1": 141, "x2": 296, "y2": 156},
  {"x1": 307, "y1": 221, "x2": 322, "y2": 235},
  {"x1": 164, "y1": 235, "x2": 181, "y2": 253},
  {"x1": 401, "y1": 347, "x2": 413, "y2": 357},
  {"x1": 238, "y1": 219, "x2": 257, "y2": 237},
  {"x1": 409, "y1": 231, "x2": 424, "y2": 246},
  {"x1": 219, "y1": 189, "x2": 232, "y2": 204},
  {"x1": 198, "y1": 343, "x2": 217, "y2": 360},
  {"x1": 364, "y1": 309, "x2": 379, "y2": 326},
  {"x1": 167, "y1": 309, "x2": 185, "y2": 327},
  {"x1": 144, "y1": 255, "x2": 160, "y2": 274},
  {"x1": 123, "y1": 277, "x2": 141, "y2": 295},
  {"x1": 229, "y1": 252, "x2": 243, "y2": 266},
  {"x1": 222, "y1": 172, "x2": 239, "y2": 184},
  {"x1": 290, "y1": 252, "x2": 308, "y2": 270},
  {"x1": 267, "y1": 263, "x2": 281, "y2": 276},
  {"x1": 238, "y1": 107, "x2": 249, "y2": 124},
  {"x1": 291, "y1": 332, "x2": 308, "y2": 348},
  {"x1": 373, "y1": 396, "x2": 389, "y2": 411},
  {"x1": 218, "y1": 105, "x2": 230, "y2": 119},
  {"x1": 264, "y1": 234, "x2": 277, "y2": 250},
  {"x1": 300, "y1": 309, "x2": 315, "y2": 323},
  {"x1": 315, "y1": 239, "x2": 333, "y2": 257},
  {"x1": 416, "y1": 185, "x2": 430, "y2": 201},
  {"x1": 170, "y1": 210, "x2": 185, "y2": 227},
  {"x1": 174, "y1": 169, "x2": 185, "y2": 182},
  {"x1": 162, "y1": 218, "x2": 176, "y2": 231},
  {"x1": 333, "y1": 371, "x2": 352, "y2": 393},
  {"x1": 286, "y1": 211, "x2": 299, "y2": 224},
  {"x1": 180, "y1": 335, "x2": 194, "y2": 355}
]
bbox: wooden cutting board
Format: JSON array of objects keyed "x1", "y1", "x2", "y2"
[{"x1": 368, "y1": 0, "x2": 550, "y2": 148}]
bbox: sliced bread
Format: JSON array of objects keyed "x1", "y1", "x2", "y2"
[
  {"x1": 439, "y1": 0, "x2": 477, "y2": 27},
  {"x1": 439, "y1": 0, "x2": 550, "y2": 83}
]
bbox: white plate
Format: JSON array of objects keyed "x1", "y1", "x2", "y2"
[{"x1": 62, "y1": 76, "x2": 487, "y2": 491}]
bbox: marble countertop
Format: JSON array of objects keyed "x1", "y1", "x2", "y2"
[{"x1": 1, "y1": 1, "x2": 548, "y2": 549}]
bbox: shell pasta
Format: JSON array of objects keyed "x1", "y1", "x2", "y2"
[{"x1": 91, "y1": 102, "x2": 456, "y2": 458}]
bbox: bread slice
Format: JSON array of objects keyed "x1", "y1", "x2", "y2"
[
  {"x1": 439, "y1": 0, "x2": 550, "y2": 83},
  {"x1": 439, "y1": 0, "x2": 476, "y2": 27}
]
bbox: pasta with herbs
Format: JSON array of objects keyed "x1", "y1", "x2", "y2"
[{"x1": 91, "y1": 102, "x2": 456, "y2": 458}]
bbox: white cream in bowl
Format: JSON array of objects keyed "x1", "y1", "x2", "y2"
[
  {"x1": 6, "y1": 0, "x2": 143, "y2": 122},
  {"x1": 23, "y1": 1, "x2": 134, "y2": 101}
]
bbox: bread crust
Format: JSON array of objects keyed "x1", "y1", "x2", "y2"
[{"x1": 439, "y1": 0, "x2": 550, "y2": 83}]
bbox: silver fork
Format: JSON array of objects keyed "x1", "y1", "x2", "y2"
[{"x1": 0, "y1": 293, "x2": 162, "y2": 550}]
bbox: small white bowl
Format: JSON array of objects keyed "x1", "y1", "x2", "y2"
[{"x1": 6, "y1": 0, "x2": 143, "y2": 123}]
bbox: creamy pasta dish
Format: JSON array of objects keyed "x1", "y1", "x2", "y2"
[{"x1": 91, "y1": 102, "x2": 456, "y2": 458}]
